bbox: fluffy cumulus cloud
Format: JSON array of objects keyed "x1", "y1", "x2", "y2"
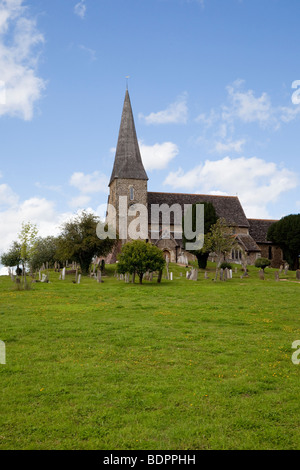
[
  {"x1": 139, "y1": 93, "x2": 188, "y2": 125},
  {"x1": 139, "y1": 141, "x2": 179, "y2": 171},
  {"x1": 69, "y1": 171, "x2": 108, "y2": 194},
  {"x1": 0, "y1": 0, "x2": 46, "y2": 120},
  {"x1": 164, "y1": 156, "x2": 298, "y2": 218}
]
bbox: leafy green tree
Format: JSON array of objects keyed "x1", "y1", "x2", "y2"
[
  {"x1": 18, "y1": 222, "x2": 39, "y2": 284},
  {"x1": 182, "y1": 202, "x2": 218, "y2": 268},
  {"x1": 267, "y1": 214, "x2": 300, "y2": 270},
  {"x1": 30, "y1": 236, "x2": 60, "y2": 272},
  {"x1": 202, "y1": 218, "x2": 238, "y2": 281},
  {"x1": 0, "y1": 241, "x2": 22, "y2": 272},
  {"x1": 56, "y1": 211, "x2": 116, "y2": 275},
  {"x1": 255, "y1": 257, "x2": 271, "y2": 272},
  {"x1": 117, "y1": 240, "x2": 165, "y2": 284}
]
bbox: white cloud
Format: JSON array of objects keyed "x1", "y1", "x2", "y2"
[
  {"x1": 69, "y1": 194, "x2": 91, "y2": 209},
  {"x1": 0, "y1": 0, "x2": 46, "y2": 120},
  {"x1": 164, "y1": 156, "x2": 298, "y2": 218},
  {"x1": 139, "y1": 93, "x2": 188, "y2": 124},
  {"x1": 74, "y1": 0, "x2": 86, "y2": 19},
  {"x1": 139, "y1": 141, "x2": 179, "y2": 170},
  {"x1": 213, "y1": 139, "x2": 246, "y2": 154},
  {"x1": 69, "y1": 171, "x2": 108, "y2": 194}
]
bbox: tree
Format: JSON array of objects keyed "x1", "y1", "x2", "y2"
[
  {"x1": 0, "y1": 241, "x2": 22, "y2": 272},
  {"x1": 267, "y1": 214, "x2": 300, "y2": 270},
  {"x1": 202, "y1": 218, "x2": 238, "y2": 281},
  {"x1": 182, "y1": 202, "x2": 218, "y2": 269},
  {"x1": 255, "y1": 257, "x2": 271, "y2": 272},
  {"x1": 30, "y1": 236, "x2": 60, "y2": 272},
  {"x1": 117, "y1": 240, "x2": 166, "y2": 284},
  {"x1": 56, "y1": 211, "x2": 116, "y2": 275},
  {"x1": 18, "y1": 222, "x2": 39, "y2": 284}
]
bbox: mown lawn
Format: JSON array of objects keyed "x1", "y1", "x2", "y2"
[{"x1": 0, "y1": 263, "x2": 299, "y2": 450}]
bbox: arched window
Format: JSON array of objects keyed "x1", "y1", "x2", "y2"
[{"x1": 129, "y1": 187, "x2": 134, "y2": 201}]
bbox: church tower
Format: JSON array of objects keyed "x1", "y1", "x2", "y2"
[{"x1": 108, "y1": 89, "x2": 148, "y2": 242}]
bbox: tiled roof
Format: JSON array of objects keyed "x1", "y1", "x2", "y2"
[
  {"x1": 248, "y1": 218, "x2": 278, "y2": 244},
  {"x1": 236, "y1": 233, "x2": 261, "y2": 252},
  {"x1": 147, "y1": 192, "x2": 250, "y2": 228}
]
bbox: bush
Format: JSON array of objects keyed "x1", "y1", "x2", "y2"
[
  {"x1": 255, "y1": 257, "x2": 271, "y2": 271},
  {"x1": 220, "y1": 262, "x2": 232, "y2": 270}
]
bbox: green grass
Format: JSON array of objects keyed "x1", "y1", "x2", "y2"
[{"x1": 0, "y1": 262, "x2": 300, "y2": 450}]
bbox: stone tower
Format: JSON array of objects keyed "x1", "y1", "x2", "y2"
[{"x1": 107, "y1": 90, "x2": 148, "y2": 243}]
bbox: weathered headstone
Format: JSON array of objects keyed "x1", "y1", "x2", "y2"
[
  {"x1": 284, "y1": 263, "x2": 289, "y2": 276},
  {"x1": 279, "y1": 265, "x2": 283, "y2": 274},
  {"x1": 275, "y1": 271, "x2": 279, "y2": 282},
  {"x1": 204, "y1": 271, "x2": 208, "y2": 279},
  {"x1": 170, "y1": 272, "x2": 173, "y2": 281},
  {"x1": 220, "y1": 268, "x2": 223, "y2": 281},
  {"x1": 77, "y1": 274, "x2": 81, "y2": 284},
  {"x1": 229, "y1": 269, "x2": 233, "y2": 279},
  {"x1": 97, "y1": 270, "x2": 102, "y2": 283},
  {"x1": 41, "y1": 274, "x2": 48, "y2": 283},
  {"x1": 259, "y1": 269, "x2": 265, "y2": 280},
  {"x1": 62, "y1": 268, "x2": 66, "y2": 281}
]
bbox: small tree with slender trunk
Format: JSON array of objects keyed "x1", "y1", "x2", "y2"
[
  {"x1": 202, "y1": 218, "x2": 238, "y2": 281},
  {"x1": 117, "y1": 240, "x2": 165, "y2": 284}
]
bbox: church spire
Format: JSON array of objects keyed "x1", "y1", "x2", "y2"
[{"x1": 109, "y1": 90, "x2": 148, "y2": 186}]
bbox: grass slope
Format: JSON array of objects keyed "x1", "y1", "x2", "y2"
[{"x1": 0, "y1": 263, "x2": 299, "y2": 450}]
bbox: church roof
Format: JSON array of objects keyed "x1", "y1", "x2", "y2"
[
  {"x1": 109, "y1": 90, "x2": 148, "y2": 185},
  {"x1": 248, "y1": 218, "x2": 278, "y2": 244},
  {"x1": 147, "y1": 192, "x2": 250, "y2": 228},
  {"x1": 235, "y1": 233, "x2": 261, "y2": 252}
]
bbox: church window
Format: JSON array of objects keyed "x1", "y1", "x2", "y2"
[{"x1": 129, "y1": 187, "x2": 134, "y2": 201}]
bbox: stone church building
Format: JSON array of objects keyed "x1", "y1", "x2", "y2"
[{"x1": 106, "y1": 90, "x2": 283, "y2": 268}]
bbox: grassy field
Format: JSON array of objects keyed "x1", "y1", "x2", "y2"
[{"x1": 0, "y1": 262, "x2": 300, "y2": 450}]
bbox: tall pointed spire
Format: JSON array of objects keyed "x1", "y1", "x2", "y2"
[{"x1": 109, "y1": 90, "x2": 148, "y2": 185}]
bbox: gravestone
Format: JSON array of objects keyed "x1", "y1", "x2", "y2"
[
  {"x1": 235, "y1": 267, "x2": 238, "y2": 274},
  {"x1": 224, "y1": 268, "x2": 228, "y2": 281},
  {"x1": 62, "y1": 268, "x2": 66, "y2": 281},
  {"x1": 279, "y1": 265, "x2": 283, "y2": 274},
  {"x1": 97, "y1": 271, "x2": 103, "y2": 283},
  {"x1": 229, "y1": 269, "x2": 232, "y2": 279},
  {"x1": 296, "y1": 270, "x2": 300, "y2": 280},
  {"x1": 170, "y1": 272, "x2": 173, "y2": 281},
  {"x1": 41, "y1": 274, "x2": 48, "y2": 283},
  {"x1": 219, "y1": 269, "x2": 223, "y2": 281},
  {"x1": 259, "y1": 269, "x2": 265, "y2": 280},
  {"x1": 77, "y1": 274, "x2": 81, "y2": 284},
  {"x1": 284, "y1": 263, "x2": 289, "y2": 276},
  {"x1": 204, "y1": 271, "x2": 208, "y2": 279},
  {"x1": 186, "y1": 271, "x2": 190, "y2": 279},
  {"x1": 275, "y1": 271, "x2": 279, "y2": 282}
]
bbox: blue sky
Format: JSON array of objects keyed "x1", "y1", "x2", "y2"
[{"x1": 0, "y1": 0, "x2": 300, "y2": 267}]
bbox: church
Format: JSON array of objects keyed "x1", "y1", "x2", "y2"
[{"x1": 106, "y1": 89, "x2": 283, "y2": 268}]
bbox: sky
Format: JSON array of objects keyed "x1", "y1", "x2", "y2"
[{"x1": 0, "y1": 0, "x2": 300, "y2": 272}]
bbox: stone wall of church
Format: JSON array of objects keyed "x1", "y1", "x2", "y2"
[{"x1": 258, "y1": 243, "x2": 283, "y2": 268}]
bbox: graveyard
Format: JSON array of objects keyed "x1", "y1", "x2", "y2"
[{"x1": 0, "y1": 261, "x2": 300, "y2": 450}]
